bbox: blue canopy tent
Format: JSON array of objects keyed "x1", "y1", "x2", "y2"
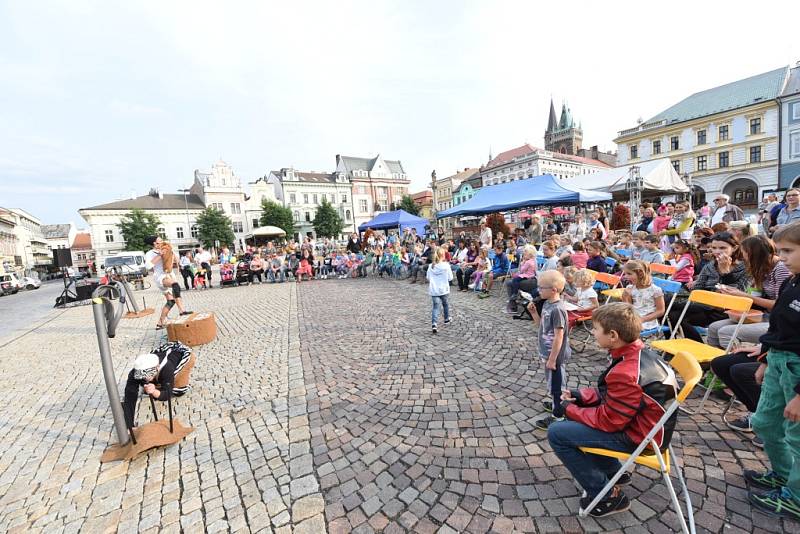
[
  {"x1": 358, "y1": 209, "x2": 430, "y2": 235},
  {"x1": 437, "y1": 173, "x2": 611, "y2": 218}
]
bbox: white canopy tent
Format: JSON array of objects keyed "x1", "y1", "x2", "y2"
[
  {"x1": 563, "y1": 158, "x2": 689, "y2": 194},
  {"x1": 245, "y1": 226, "x2": 287, "y2": 245}
]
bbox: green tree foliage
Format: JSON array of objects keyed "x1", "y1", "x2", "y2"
[
  {"x1": 313, "y1": 198, "x2": 345, "y2": 238},
  {"x1": 117, "y1": 208, "x2": 161, "y2": 251},
  {"x1": 260, "y1": 199, "x2": 295, "y2": 237},
  {"x1": 195, "y1": 207, "x2": 235, "y2": 249},
  {"x1": 398, "y1": 194, "x2": 420, "y2": 215}
]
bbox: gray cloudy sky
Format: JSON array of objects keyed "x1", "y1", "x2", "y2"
[{"x1": 1, "y1": 0, "x2": 798, "y2": 226}]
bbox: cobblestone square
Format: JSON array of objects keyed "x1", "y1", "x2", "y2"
[{"x1": 0, "y1": 277, "x2": 790, "y2": 533}]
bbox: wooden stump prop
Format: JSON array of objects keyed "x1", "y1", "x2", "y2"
[
  {"x1": 101, "y1": 420, "x2": 193, "y2": 462},
  {"x1": 166, "y1": 312, "x2": 216, "y2": 346},
  {"x1": 125, "y1": 308, "x2": 155, "y2": 319}
]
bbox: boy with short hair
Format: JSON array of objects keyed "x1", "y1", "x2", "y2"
[
  {"x1": 485, "y1": 243, "x2": 510, "y2": 292},
  {"x1": 530, "y1": 270, "x2": 571, "y2": 430},
  {"x1": 639, "y1": 235, "x2": 665, "y2": 264},
  {"x1": 631, "y1": 231, "x2": 648, "y2": 260},
  {"x1": 547, "y1": 303, "x2": 679, "y2": 518}
]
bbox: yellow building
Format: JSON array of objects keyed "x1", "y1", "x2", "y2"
[{"x1": 615, "y1": 66, "x2": 790, "y2": 211}]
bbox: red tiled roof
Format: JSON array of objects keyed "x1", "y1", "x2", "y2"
[
  {"x1": 411, "y1": 191, "x2": 432, "y2": 202},
  {"x1": 72, "y1": 232, "x2": 92, "y2": 249},
  {"x1": 554, "y1": 152, "x2": 612, "y2": 167},
  {"x1": 485, "y1": 144, "x2": 538, "y2": 170}
]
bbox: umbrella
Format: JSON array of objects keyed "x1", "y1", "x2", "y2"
[
  {"x1": 518, "y1": 212, "x2": 532, "y2": 220},
  {"x1": 552, "y1": 207, "x2": 570, "y2": 216}
]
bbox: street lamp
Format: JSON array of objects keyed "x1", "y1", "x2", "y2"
[
  {"x1": 178, "y1": 188, "x2": 192, "y2": 245},
  {"x1": 430, "y1": 170, "x2": 438, "y2": 234}
]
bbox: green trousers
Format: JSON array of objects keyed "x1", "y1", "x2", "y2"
[{"x1": 752, "y1": 349, "x2": 800, "y2": 500}]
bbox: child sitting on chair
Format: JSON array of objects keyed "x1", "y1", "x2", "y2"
[
  {"x1": 621, "y1": 260, "x2": 665, "y2": 331},
  {"x1": 565, "y1": 269, "x2": 598, "y2": 327},
  {"x1": 547, "y1": 303, "x2": 679, "y2": 518}
]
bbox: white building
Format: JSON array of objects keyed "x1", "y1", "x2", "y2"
[
  {"x1": 779, "y1": 62, "x2": 800, "y2": 189},
  {"x1": 615, "y1": 66, "x2": 790, "y2": 211},
  {"x1": 0, "y1": 208, "x2": 52, "y2": 275},
  {"x1": 79, "y1": 189, "x2": 206, "y2": 263},
  {"x1": 480, "y1": 143, "x2": 611, "y2": 187},
  {"x1": 244, "y1": 174, "x2": 282, "y2": 233},
  {"x1": 190, "y1": 160, "x2": 249, "y2": 247},
  {"x1": 335, "y1": 154, "x2": 410, "y2": 230},
  {"x1": 269, "y1": 168, "x2": 356, "y2": 240}
]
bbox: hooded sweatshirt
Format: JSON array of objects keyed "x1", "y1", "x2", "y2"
[{"x1": 427, "y1": 261, "x2": 454, "y2": 297}]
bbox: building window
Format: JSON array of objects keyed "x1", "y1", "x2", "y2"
[
  {"x1": 290, "y1": 193, "x2": 297, "y2": 204},
  {"x1": 157, "y1": 227, "x2": 166, "y2": 239},
  {"x1": 734, "y1": 187, "x2": 756, "y2": 207},
  {"x1": 176, "y1": 226, "x2": 184, "y2": 239},
  {"x1": 697, "y1": 155, "x2": 707, "y2": 171},
  {"x1": 672, "y1": 160, "x2": 680, "y2": 173},
  {"x1": 230, "y1": 203, "x2": 241, "y2": 214},
  {"x1": 232, "y1": 221, "x2": 243, "y2": 233},
  {"x1": 345, "y1": 210, "x2": 351, "y2": 221},
  {"x1": 191, "y1": 225, "x2": 199, "y2": 238},
  {"x1": 303, "y1": 193, "x2": 309, "y2": 204},
  {"x1": 670, "y1": 136, "x2": 680, "y2": 151},
  {"x1": 719, "y1": 151, "x2": 729, "y2": 168},
  {"x1": 104, "y1": 229, "x2": 114, "y2": 243},
  {"x1": 790, "y1": 131, "x2": 800, "y2": 158},
  {"x1": 294, "y1": 211, "x2": 300, "y2": 221},
  {"x1": 359, "y1": 199, "x2": 368, "y2": 212},
  {"x1": 313, "y1": 194, "x2": 318, "y2": 204},
  {"x1": 629, "y1": 145, "x2": 638, "y2": 159},
  {"x1": 341, "y1": 194, "x2": 347, "y2": 204},
  {"x1": 750, "y1": 117, "x2": 762, "y2": 135},
  {"x1": 697, "y1": 130, "x2": 707, "y2": 145},
  {"x1": 304, "y1": 212, "x2": 311, "y2": 222},
  {"x1": 652, "y1": 140, "x2": 661, "y2": 155},
  {"x1": 719, "y1": 125, "x2": 729, "y2": 141},
  {"x1": 750, "y1": 145, "x2": 762, "y2": 163},
  {"x1": 211, "y1": 202, "x2": 225, "y2": 212},
  {"x1": 252, "y1": 218, "x2": 259, "y2": 229}
]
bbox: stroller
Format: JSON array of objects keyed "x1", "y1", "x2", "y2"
[
  {"x1": 194, "y1": 268, "x2": 209, "y2": 290},
  {"x1": 220, "y1": 263, "x2": 236, "y2": 287},
  {"x1": 234, "y1": 259, "x2": 251, "y2": 286}
]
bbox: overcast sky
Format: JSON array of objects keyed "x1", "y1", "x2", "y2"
[{"x1": 2, "y1": 1, "x2": 798, "y2": 227}]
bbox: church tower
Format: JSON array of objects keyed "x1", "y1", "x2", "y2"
[{"x1": 544, "y1": 99, "x2": 583, "y2": 155}]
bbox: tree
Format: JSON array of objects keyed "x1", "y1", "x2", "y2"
[
  {"x1": 195, "y1": 207, "x2": 235, "y2": 250},
  {"x1": 260, "y1": 199, "x2": 294, "y2": 237},
  {"x1": 117, "y1": 208, "x2": 161, "y2": 251},
  {"x1": 398, "y1": 195, "x2": 420, "y2": 215},
  {"x1": 486, "y1": 213, "x2": 511, "y2": 240},
  {"x1": 313, "y1": 198, "x2": 345, "y2": 238}
]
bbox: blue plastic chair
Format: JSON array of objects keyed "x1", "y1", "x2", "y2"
[
  {"x1": 536, "y1": 256, "x2": 546, "y2": 269},
  {"x1": 605, "y1": 257, "x2": 617, "y2": 270},
  {"x1": 616, "y1": 249, "x2": 633, "y2": 258}
]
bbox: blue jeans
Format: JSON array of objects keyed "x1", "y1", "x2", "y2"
[
  {"x1": 548, "y1": 420, "x2": 635, "y2": 499},
  {"x1": 431, "y1": 295, "x2": 450, "y2": 325}
]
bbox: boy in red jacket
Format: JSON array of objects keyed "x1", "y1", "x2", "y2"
[{"x1": 547, "y1": 302, "x2": 679, "y2": 517}]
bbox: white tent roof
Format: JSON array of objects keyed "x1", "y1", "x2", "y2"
[
  {"x1": 245, "y1": 225, "x2": 286, "y2": 238},
  {"x1": 563, "y1": 158, "x2": 689, "y2": 194}
]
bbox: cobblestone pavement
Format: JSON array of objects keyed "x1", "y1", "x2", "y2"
[{"x1": 0, "y1": 276, "x2": 794, "y2": 533}]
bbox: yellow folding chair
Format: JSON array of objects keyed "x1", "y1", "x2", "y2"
[
  {"x1": 651, "y1": 290, "x2": 752, "y2": 413},
  {"x1": 579, "y1": 351, "x2": 702, "y2": 534}
]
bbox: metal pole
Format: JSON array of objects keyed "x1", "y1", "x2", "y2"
[
  {"x1": 120, "y1": 279, "x2": 141, "y2": 313},
  {"x1": 92, "y1": 297, "x2": 129, "y2": 445}
]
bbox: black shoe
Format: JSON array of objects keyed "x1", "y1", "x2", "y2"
[
  {"x1": 580, "y1": 487, "x2": 631, "y2": 518},
  {"x1": 581, "y1": 474, "x2": 632, "y2": 500},
  {"x1": 749, "y1": 487, "x2": 800, "y2": 520},
  {"x1": 444, "y1": 318, "x2": 452, "y2": 325},
  {"x1": 752, "y1": 435, "x2": 764, "y2": 449},
  {"x1": 534, "y1": 415, "x2": 563, "y2": 431},
  {"x1": 180, "y1": 311, "x2": 193, "y2": 316},
  {"x1": 432, "y1": 324, "x2": 438, "y2": 334},
  {"x1": 726, "y1": 414, "x2": 753, "y2": 433},
  {"x1": 542, "y1": 400, "x2": 553, "y2": 413}
]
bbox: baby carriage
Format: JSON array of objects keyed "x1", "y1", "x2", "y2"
[
  {"x1": 220, "y1": 263, "x2": 236, "y2": 287},
  {"x1": 234, "y1": 259, "x2": 251, "y2": 286}
]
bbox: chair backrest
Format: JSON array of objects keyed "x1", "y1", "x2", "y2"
[
  {"x1": 650, "y1": 263, "x2": 676, "y2": 277},
  {"x1": 651, "y1": 277, "x2": 681, "y2": 294},
  {"x1": 594, "y1": 272, "x2": 621, "y2": 288},
  {"x1": 536, "y1": 257, "x2": 546, "y2": 269},
  {"x1": 616, "y1": 249, "x2": 632, "y2": 258},
  {"x1": 670, "y1": 351, "x2": 703, "y2": 403},
  {"x1": 605, "y1": 257, "x2": 617, "y2": 270},
  {"x1": 688, "y1": 290, "x2": 752, "y2": 312}
]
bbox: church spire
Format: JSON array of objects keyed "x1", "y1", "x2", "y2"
[{"x1": 547, "y1": 97, "x2": 557, "y2": 133}]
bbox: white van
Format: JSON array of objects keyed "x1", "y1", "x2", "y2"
[{"x1": 103, "y1": 251, "x2": 147, "y2": 275}]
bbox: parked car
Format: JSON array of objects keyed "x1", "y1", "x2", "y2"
[
  {"x1": 21, "y1": 276, "x2": 41, "y2": 290},
  {"x1": 0, "y1": 273, "x2": 21, "y2": 294}
]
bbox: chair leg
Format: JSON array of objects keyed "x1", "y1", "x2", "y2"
[
  {"x1": 168, "y1": 396, "x2": 174, "y2": 433},
  {"x1": 660, "y1": 466, "x2": 691, "y2": 534},
  {"x1": 671, "y1": 444, "x2": 696, "y2": 534},
  {"x1": 149, "y1": 396, "x2": 159, "y2": 421},
  {"x1": 680, "y1": 374, "x2": 716, "y2": 415}
]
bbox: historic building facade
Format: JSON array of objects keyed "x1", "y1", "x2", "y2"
[
  {"x1": 190, "y1": 160, "x2": 249, "y2": 245},
  {"x1": 433, "y1": 168, "x2": 479, "y2": 236},
  {"x1": 480, "y1": 144, "x2": 610, "y2": 187},
  {"x1": 411, "y1": 190, "x2": 433, "y2": 222},
  {"x1": 779, "y1": 63, "x2": 800, "y2": 189},
  {"x1": 268, "y1": 168, "x2": 355, "y2": 240},
  {"x1": 335, "y1": 154, "x2": 410, "y2": 230},
  {"x1": 616, "y1": 66, "x2": 791, "y2": 210}
]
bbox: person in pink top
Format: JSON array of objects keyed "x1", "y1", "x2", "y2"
[
  {"x1": 570, "y1": 241, "x2": 589, "y2": 269},
  {"x1": 669, "y1": 239, "x2": 699, "y2": 287},
  {"x1": 505, "y1": 244, "x2": 538, "y2": 313},
  {"x1": 653, "y1": 205, "x2": 672, "y2": 235}
]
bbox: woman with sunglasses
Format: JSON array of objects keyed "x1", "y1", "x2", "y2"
[{"x1": 666, "y1": 232, "x2": 749, "y2": 343}]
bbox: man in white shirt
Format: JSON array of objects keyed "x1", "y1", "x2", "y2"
[
  {"x1": 145, "y1": 236, "x2": 191, "y2": 329},
  {"x1": 479, "y1": 218, "x2": 492, "y2": 249},
  {"x1": 711, "y1": 194, "x2": 744, "y2": 225},
  {"x1": 195, "y1": 246, "x2": 213, "y2": 287}
]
